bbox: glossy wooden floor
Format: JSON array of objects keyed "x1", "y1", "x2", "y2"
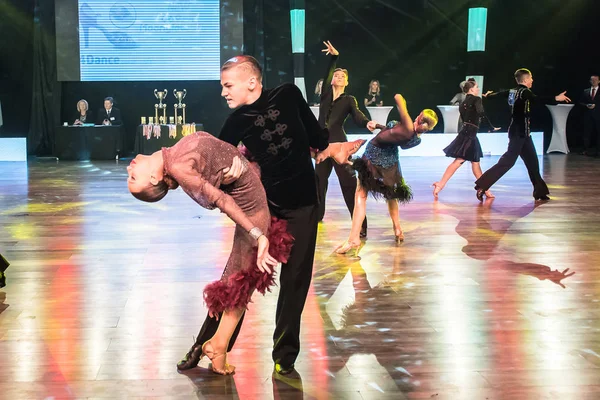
[{"x1": 1, "y1": 154, "x2": 600, "y2": 399}]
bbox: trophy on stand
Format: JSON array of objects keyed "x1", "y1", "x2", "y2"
[
  {"x1": 173, "y1": 89, "x2": 187, "y2": 124},
  {"x1": 154, "y1": 89, "x2": 168, "y2": 124}
]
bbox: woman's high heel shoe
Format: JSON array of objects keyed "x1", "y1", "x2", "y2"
[
  {"x1": 202, "y1": 341, "x2": 235, "y2": 375},
  {"x1": 431, "y1": 182, "x2": 443, "y2": 198},
  {"x1": 334, "y1": 240, "x2": 365, "y2": 258},
  {"x1": 395, "y1": 230, "x2": 405, "y2": 242}
]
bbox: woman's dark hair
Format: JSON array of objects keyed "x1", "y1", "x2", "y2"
[
  {"x1": 130, "y1": 176, "x2": 178, "y2": 203},
  {"x1": 462, "y1": 78, "x2": 477, "y2": 93}
]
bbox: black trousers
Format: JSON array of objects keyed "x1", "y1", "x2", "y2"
[
  {"x1": 190, "y1": 204, "x2": 319, "y2": 367},
  {"x1": 475, "y1": 134, "x2": 549, "y2": 197},
  {"x1": 583, "y1": 113, "x2": 600, "y2": 153},
  {"x1": 0, "y1": 253, "x2": 8, "y2": 288},
  {"x1": 315, "y1": 158, "x2": 367, "y2": 233}
]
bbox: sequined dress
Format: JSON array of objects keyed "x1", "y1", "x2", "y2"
[
  {"x1": 161, "y1": 132, "x2": 293, "y2": 314},
  {"x1": 351, "y1": 121, "x2": 414, "y2": 202}
]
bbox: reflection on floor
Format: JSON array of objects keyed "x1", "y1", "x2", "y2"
[{"x1": 1, "y1": 154, "x2": 599, "y2": 399}]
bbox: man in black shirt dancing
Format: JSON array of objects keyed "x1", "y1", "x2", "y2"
[
  {"x1": 475, "y1": 68, "x2": 570, "y2": 201},
  {"x1": 176, "y1": 55, "x2": 357, "y2": 376}
]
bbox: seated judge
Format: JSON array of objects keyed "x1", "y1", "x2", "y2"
[
  {"x1": 96, "y1": 97, "x2": 122, "y2": 126},
  {"x1": 73, "y1": 99, "x2": 93, "y2": 125}
]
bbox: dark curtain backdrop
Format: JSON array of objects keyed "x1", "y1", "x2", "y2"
[
  {"x1": 0, "y1": 0, "x2": 35, "y2": 137},
  {"x1": 2, "y1": 0, "x2": 600, "y2": 154},
  {"x1": 28, "y1": 0, "x2": 61, "y2": 155}
]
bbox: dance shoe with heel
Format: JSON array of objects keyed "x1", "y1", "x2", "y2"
[
  {"x1": 394, "y1": 229, "x2": 405, "y2": 243},
  {"x1": 202, "y1": 341, "x2": 235, "y2": 375},
  {"x1": 431, "y1": 182, "x2": 443, "y2": 198},
  {"x1": 334, "y1": 240, "x2": 365, "y2": 258}
]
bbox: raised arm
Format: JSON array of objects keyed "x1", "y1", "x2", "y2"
[
  {"x1": 320, "y1": 41, "x2": 339, "y2": 101},
  {"x1": 394, "y1": 94, "x2": 414, "y2": 132},
  {"x1": 483, "y1": 89, "x2": 510, "y2": 99},
  {"x1": 522, "y1": 88, "x2": 571, "y2": 105}
]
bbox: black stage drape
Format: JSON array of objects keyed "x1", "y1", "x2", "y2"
[{"x1": 28, "y1": 0, "x2": 61, "y2": 155}]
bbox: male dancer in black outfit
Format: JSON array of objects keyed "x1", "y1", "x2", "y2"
[
  {"x1": 475, "y1": 68, "x2": 570, "y2": 201},
  {"x1": 316, "y1": 41, "x2": 376, "y2": 237},
  {"x1": 176, "y1": 55, "x2": 354, "y2": 375}
]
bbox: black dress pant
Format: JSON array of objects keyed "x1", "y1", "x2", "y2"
[
  {"x1": 190, "y1": 204, "x2": 319, "y2": 367},
  {"x1": 315, "y1": 158, "x2": 367, "y2": 234},
  {"x1": 0, "y1": 254, "x2": 8, "y2": 288},
  {"x1": 475, "y1": 134, "x2": 549, "y2": 198},
  {"x1": 583, "y1": 112, "x2": 600, "y2": 153}
]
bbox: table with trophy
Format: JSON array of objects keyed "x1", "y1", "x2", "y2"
[{"x1": 133, "y1": 89, "x2": 203, "y2": 155}]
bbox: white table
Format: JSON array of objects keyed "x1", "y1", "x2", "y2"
[
  {"x1": 366, "y1": 106, "x2": 393, "y2": 133},
  {"x1": 546, "y1": 104, "x2": 574, "y2": 154},
  {"x1": 436, "y1": 105, "x2": 460, "y2": 133},
  {"x1": 347, "y1": 131, "x2": 544, "y2": 157},
  {"x1": 309, "y1": 106, "x2": 319, "y2": 121}
]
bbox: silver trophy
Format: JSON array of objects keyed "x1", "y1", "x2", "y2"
[
  {"x1": 154, "y1": 89, "x2": 168, "y2": 124},
  {"x1": 173, "y1": 89, "x2": 187, "y2": 124}
]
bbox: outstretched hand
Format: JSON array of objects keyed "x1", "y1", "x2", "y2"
[
  {"x1": 256, "y1": 236, "x2": 278, "y2": 274},
  {"x1": 555, "y1": 91, "x2": 571, "y2": 103},
  {"x1": 366, "y1": 121, "x2": 378, "y2": 132},
  {"x1": 321, "y1": 40, "x2": 339, "y2": 56},
  {"x1": 483, "y1": 90, "x2": 494, "y2": 98},
  {"x1": 548, "y1": 268, "x2": 576, "y2": 289}
]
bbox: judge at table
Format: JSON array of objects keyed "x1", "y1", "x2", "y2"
[
  {"x1": 73, "y1": 99, "x2": 93, "y2": 125},
  {"x1": 96, "y1": 97, "x2": 122, "y2": 126}
]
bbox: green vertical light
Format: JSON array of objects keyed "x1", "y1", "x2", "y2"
[
  {"x1": 467, "y1": 8, "x2": 487, "y2": 52},
  {"x1": 290, "y1": 9, "x2": 305, "y2": 53}
]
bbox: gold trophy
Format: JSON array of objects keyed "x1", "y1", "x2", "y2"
[
  {"x1": 154, "y1": 89, "x2": 168, "y2": 124},
  {"x1": 173, "y1": 89, "x2": 187, "y2": 124}
]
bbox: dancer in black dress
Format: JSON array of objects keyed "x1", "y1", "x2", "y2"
[
  {"x1": 432, "y1": 79, "x2": 500, "y2": 199},
  {"x1": 317, "y1": 94, "x2": 438, "y2": 255}
]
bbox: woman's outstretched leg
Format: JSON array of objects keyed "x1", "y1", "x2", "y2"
[
  {"x1": 471, "y1": 162, "x2": 494, "y2": 198},
  {"x1": 386, "y1": 199, "x2": 404, "y2": 242},
  {"x1": 203, "y1": 307, "x2": 245, "y2": 375},
  {"x1": 336, "y1": 180, "x2": 368, "y2": 257},
  {"x1": 432, "y1": 158, "x2": 464, "y2": 198}
]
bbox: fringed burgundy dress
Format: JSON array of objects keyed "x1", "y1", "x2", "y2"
[{"x1": 162, "y1": 132, "x2": 293, "y2": 315}]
